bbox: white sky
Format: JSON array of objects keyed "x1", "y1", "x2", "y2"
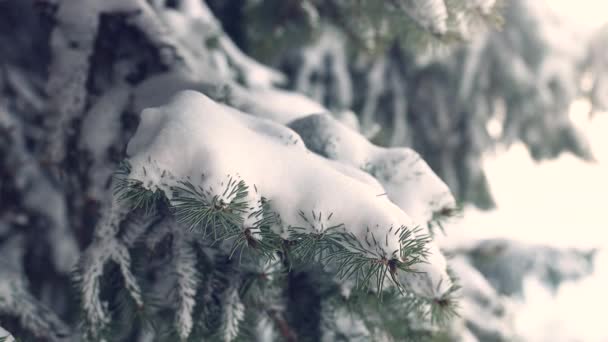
[
  {"x1": 446, "y1": 2, "x2": 608, "y2": 249},
  {"x1": 546, "y1": 0, "x2": 608, "y2": 30},
  {"x1": 453, "y1": 109, "x2": 608, "y2": 249},
  {"x1": 449, "y1": 3, "x2": 608, "y2": 340}
]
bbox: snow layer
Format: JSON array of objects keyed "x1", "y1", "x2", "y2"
[
  {"x1": 288, "y1": 113, "x2": 456, "y2": 231},
  {"x1": 288, "y1": 114, "x2": 456, "y2": 297},
  {"x1": 125, "y1": 90, "x2": 451, "y2": 298}
]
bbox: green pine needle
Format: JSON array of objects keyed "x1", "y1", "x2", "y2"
[
  {"x1": 171, "y1": 178, "x2": 248, "y2": 238},
  {"x1": 287, "y1": 216, "x2": 430, "y2": 295}
]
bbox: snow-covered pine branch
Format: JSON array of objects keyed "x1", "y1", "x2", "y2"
[
  {"x1": 3, "y1": 0, "x2": 602, "y2": 340},
  {"x1": 126, "y1": 91, "x2": 451, "y2": 296},
  {"x1": 0, "y1": 236, "x2": 70, "y2": 341},
  {"x1": 172, "y1": 225, "x2": 199, "y2": 340},
  {"x1": 74, "y1": 90, "x2": 458, "y2": 339},
  {"x1": 221, "y1": 287, "x2": 244, "y2": 342}
]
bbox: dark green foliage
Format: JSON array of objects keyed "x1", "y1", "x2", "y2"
[
  {"x1": 171, "y1": 177, "x2": 250, "y2": 237},
  {"x1": 288, "y1": 218, "x2": 430, "y2": 295},
  {"x1": 113, "y1": 165, "x2": 433, "y2": 294}
]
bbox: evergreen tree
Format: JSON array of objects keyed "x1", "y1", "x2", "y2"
[{"x1": 0, "y1": 0, "x2": 604, "y2": 341}]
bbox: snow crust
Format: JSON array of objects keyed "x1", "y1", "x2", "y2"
[
  {"x1": 288, "y1": 114, "x2": 456, "y2": 232},
  {"x1": 125, "y1": 90, "x2": 451, "y2": 298},
  {"x1": 288, "y1": 114, "x2": 456, "y2": 297}
]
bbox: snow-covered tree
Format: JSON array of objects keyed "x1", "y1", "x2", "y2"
[
  {"x1": 241, "y1": 0, "x2": 605, "y2": 208},
  {"x1": 0, "y1": 0, "x2": 604, "y2": 341}
]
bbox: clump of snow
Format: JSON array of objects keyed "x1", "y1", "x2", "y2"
[
  {"x1": 288, "y1": 113, "x2": 456, "y2": 297},
  {"x1": 127, "y1": 91, "x2": 403, "y2": 254},
  {"x1": 288, "y1": 113, "x2": 456, "y2": 231},
  {"x1": 125, "y1": 90, "x2": 451, "y2": 298}
]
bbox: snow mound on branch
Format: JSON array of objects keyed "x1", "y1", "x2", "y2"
[
  {"x1": 289, "y1": 113, "x2": 456, "y2": 297},
  {"x1": 288, "y1": 113, "x2": 456, "y2": 231},
  {"x1": 125, "y1": 90, "x2": 451, "y2": 298}
]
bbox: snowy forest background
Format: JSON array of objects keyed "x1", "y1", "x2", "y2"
[{"x1": 1, "y1": 0, "x2": 607, "y2": 341}]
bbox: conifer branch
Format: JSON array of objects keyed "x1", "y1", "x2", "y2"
[
  {"x1": 288, "y1": 219, "x2": 430, "y2": 295},
  {"x1": 221, "y1": 288, "x2": 245, "y2": 342},
  {"x1": 171, "y1": 178, "x2": 249, "y2": 238},
  {"x1": 98, "y1": 159, "x2": 457, "y2": 339},
  {"x1": 173, "y1": 232, "x2": 199, "y2": 340}
]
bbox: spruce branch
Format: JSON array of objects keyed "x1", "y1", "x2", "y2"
[
  {"x1": 327, "y1": 287, "x2": 432, "y2": 341},
  {"x1": 112, "y1": 170, "x2": 437, "y2": 297},
  {"x1": 427, "y1": 282, "x2": 460, "y2": 327},
  {"x1": 221, "y1": 198, "x2": 282, "y2": 262},
  {"x1": 113, "y1": 163, "x2": 166, "y2": 214},
  {"x1": 0, "y1": 236, "x2": 71, "y2": 342},
  {"x1": 172, "y1": 232, "x2": 200, "y2": 341},
  {"x1": 171, "y1": 178, "x2": 249, "y2": 238},
  {"x1": 426, "y1": 270, "x2": 461, "y2": 327},
  {"x1": 104, "y1": 282, "x2": 160, "y2": 341},
  {"x1": 95, "y1": 164, "x2": 457, "y2": 338},
  {"x1": 288, "y1": 215, "x2": 431, "y2": 295},
  {"x1": 221, "y1": 288, "x2": 245, "y2": 342}
]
